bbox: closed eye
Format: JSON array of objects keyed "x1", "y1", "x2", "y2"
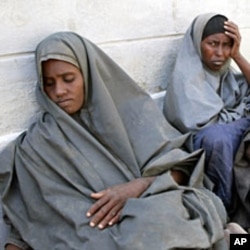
[
  {"x1": 63, "y1": 73, "x2": 75, "y2": 83},
  {"x1": 64, "y1": 77, "x2": 75, "y2": 83}
]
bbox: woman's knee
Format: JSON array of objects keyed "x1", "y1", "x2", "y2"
[{"x1": 195, "y1": 125, "x2": 232, "y2": 149}]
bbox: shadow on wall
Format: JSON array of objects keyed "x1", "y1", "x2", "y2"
[{"x1": 153, "y1": 37, "x2": 182, "y2": 93}]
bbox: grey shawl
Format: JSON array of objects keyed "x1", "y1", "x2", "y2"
[
  {"x1": 0, "y1": 32, "x2": 228, "y2": 249},
  {"x1": 163, "y1": 13, "x2": 250, "y2": 134},
  {"x1": 232, "y1": 130, "x2": 250, "y2": 229}
]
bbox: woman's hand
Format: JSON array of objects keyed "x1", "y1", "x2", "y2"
[
  {"x1": 224, "y1": 20, "x2": 241, "y2": 59},
  {"x1": 86, "y1": 177, "x2": 155, "y2": 229},
  {"x1": 224, "y1": 20, "x2": 250, "y2": 84}
]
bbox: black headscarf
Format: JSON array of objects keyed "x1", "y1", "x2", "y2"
[{"x1": 202, "y1": 14, "x2": 228, "y2": 40}]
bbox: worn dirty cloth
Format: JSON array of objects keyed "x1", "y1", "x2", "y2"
[
  {"x1": 193, "y1": 117, "x2": 250, "y2": 210},
  {"x1": 232, "y1": 129, "x2": 250, "y2": 229},
  {"x1": 163, "y1": 12, "x2": 250, "y2": 134},
  {"x1": 0, "y1": 32, "x2": 228, "y2": 250}
]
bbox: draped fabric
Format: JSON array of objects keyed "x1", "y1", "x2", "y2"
[
  {"x1": 232, "y1": 129, "x2": 250, "y2": 229},
  {"x1": 163, "y1": 12, "x2": 250, "y2": 228},
  {"x1": 193, "y1": 117, "x2": 250, "y2": 210},
  {"x1": 0, "y1": 32, "x2": 228, "y2": 249},
  {"x1": 163, "y1": 12, "x2": 250, "y2": 134}
]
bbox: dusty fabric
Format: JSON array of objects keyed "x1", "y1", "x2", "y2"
[
  {"x1": 0, "y1": 202, "x2": 9, "y2": 250},
  {"x1": 0, "y1": 32, "x2": 228, "y2": 249},
  {"x1": 163, "y1": 12, "x2": 250, "y2": 134},
  {"x1": 201, "y1": 15, "x2": 227, "y2": 40},
  {"x1": 193, "y1": 117, "x2": 250, "y2": 210},
  {"x1": 232, "y1": 129, "x2": 250, "y2": 229}
]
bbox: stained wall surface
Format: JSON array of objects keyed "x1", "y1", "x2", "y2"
[{"x1": 1, "y1": 1, "x2": 250, "y2": 139}]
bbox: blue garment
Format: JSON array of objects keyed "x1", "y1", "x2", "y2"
[{"x1": 194, "y1": 118, "x2": 250, "y2": 210}]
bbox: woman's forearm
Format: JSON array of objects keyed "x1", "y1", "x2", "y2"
[
  {"x1": 170, "y1": 169, "x2": 189, "y2": 185},
  {"x1": 137, "y1": 176, "x2": 156, "y2": 193},
  {"x1": 5, "y1": 244, "x2": 24, "y2": 250}
]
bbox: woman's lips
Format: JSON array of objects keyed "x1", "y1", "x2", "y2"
[{"x1": 57, "y1": 99, "x2": 72, "y2": 107}]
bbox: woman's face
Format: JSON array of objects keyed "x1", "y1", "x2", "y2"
[
  {"x1": 42, "y1": 59, "x2": 85, "y2": 115},
  {"x1": 200, "y1": 33, "x2": 233, "y2": 71}
]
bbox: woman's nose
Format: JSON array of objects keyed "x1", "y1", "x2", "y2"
[
  {"x1": 54, "y1": 82, "x2": 67, "y2": 97},
  {"x1": 215, "y1": 45, "x2": 223, "y2": 56}
]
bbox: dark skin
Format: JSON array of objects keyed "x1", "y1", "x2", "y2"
[
  {"x1": 224, "y1": 21, "x2": 250, "y2": 84},
  {"x1": 201, "y1": 21, "x2": 250, "y2": 84},
  {"x1": 5, "y1": 245, "x2": 23, "y2": 250},
  {"x1": 86, "y1": 170, "x2": 187, "y2": 230}
]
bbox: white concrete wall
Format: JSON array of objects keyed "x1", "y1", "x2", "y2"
[{"x1": 1, "y1": 0, "x2": 250, "y2": 140}]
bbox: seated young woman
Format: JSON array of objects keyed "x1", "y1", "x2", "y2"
[
  {"x1": 163, "y1": 12, "x2": 250, "y2": 229},
  {"x1": 1, "y1": 31, "x2": 242, "y2": 250}
]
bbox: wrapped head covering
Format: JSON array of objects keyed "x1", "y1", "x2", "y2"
[
  {"x1": 0, "y1": 32, "x2": 228, "y2": 249},
  {"x1": 164, "y1": 13, "x2": 249, "y2": 133},
  {"x1": 202, "y1": 14, "x2": 228, "y2": 40}
]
